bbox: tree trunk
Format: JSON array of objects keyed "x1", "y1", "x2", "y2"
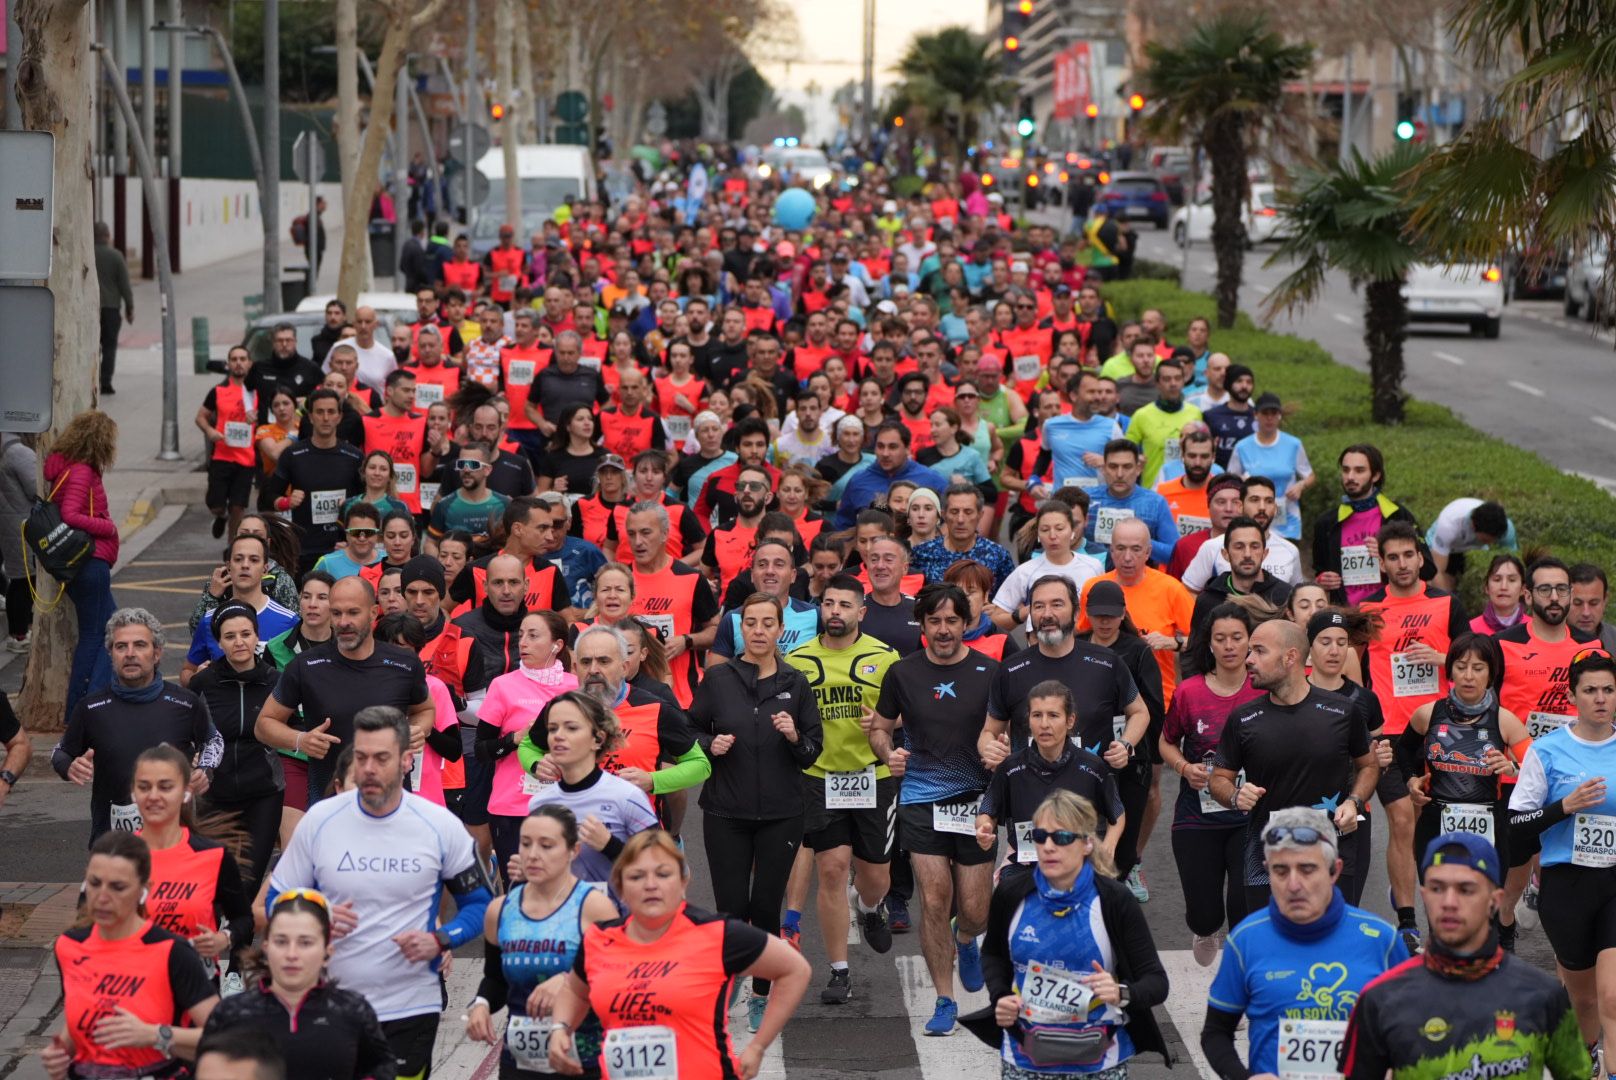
[
  {"x1": 336, "y1": 0, "x2": 360, "y2": 207},
  {"x1": 1206, "y1": 113, "x2": 1247, "y2": 329},
  {"x1": 495, "y1": 0, "x2": 520, "y2": 229},
  {"x1": 514, "y1": 0, "x2": 536, "y2": 142},
  {"x1": 1363, "y1": 277, "x2": 1408, "y2": 424},
  {"x1": 14, "y1": 0, "x2": 94, "y2": 731}
]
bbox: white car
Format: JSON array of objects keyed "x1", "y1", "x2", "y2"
[
  {"x1": 296, "y1": 291, "x2": 420, "y2": 326},
  {"x1": 1170, "y1": 183, "x2": 1282, "y2": 247},
  {"x1": 1403, "y1": 263, "x2": 1504, "y2": 339},
  {"x1": 1565, "y1": 240, "x2": 1610, "y2": 324}
]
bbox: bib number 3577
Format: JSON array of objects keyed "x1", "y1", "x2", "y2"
[{"x1": 604, "y1": 1026, "x2": 677, "y2": 1080}]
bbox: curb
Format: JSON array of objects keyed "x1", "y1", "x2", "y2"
[{"x1": 119, "y1": 484, "x2": 166, "y2": 541}]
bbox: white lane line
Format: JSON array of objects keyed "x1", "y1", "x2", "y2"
[
  {"x1": 733, "y1": 1008, "x2": 790, "y2": 1079},
  {"x1": 1331, "y1": 312, "x2": 1355, "y2": 325},
  {"x1": 1507, "y1": 380, "x2": 1545, "y2": 397},
  {"x1": 433, "y1": 964, "x2": 501, "y2": 1080},
  {"x1": 895, "y1": 953, "x2": 998, "y2": 1071},
  {"x1": 1160, "y1": 949, "x2": 1248, "y2": 1079},
  {"x1": 1593, "y1": 416, "x2": 1616, "y2": 433},
  {"x1": 1431, "y1": 351, "x2": 1467, "y2": 366}
]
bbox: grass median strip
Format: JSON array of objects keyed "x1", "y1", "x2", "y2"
[{"x1": 1102, "y1": 278, "x2": 1616, "y2": 615}]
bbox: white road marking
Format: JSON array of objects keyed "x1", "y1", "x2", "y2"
[
  {"x1": 1593, "y1": 416, "x2": 1616, "y2": 433},
  {"x1": 1331, "y1": 312, "x2": 1355, "y2": 325},
  {"x1": 1572, "y1": 471, "x2": 1616, "y2": 493},
  {"x1": 1431, "y1": 351, "x2": 1467, "y2": 366},
  {"x1": 734, "y1": 1010, "x2": 791, "y2": 1078},
  {"x1": 432, "y1": 964, "x2": 500, "y2": 1079},
  {"x1": 1507, "y1": 380, "x2": 1545, "y2": 397},
  {"x1": 895, "y1": 953, "x2": 998, "y2": 1071},
  {"x1": 1160, "y1": 948, "x2": 1248, "y2": 1079}
]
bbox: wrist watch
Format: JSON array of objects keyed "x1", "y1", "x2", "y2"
[
  {"x1": 0, "y1": 769, "x2": 16, "y2": 787},
  {"x1": 153, "y1": 1024, "x2": 174, "y2": 1054},
  {"x1": 433, "y1": 928, "x2": 453, "y2": 952},
  {"x1": 1350, "y1": 795, "x2": 1367, "y2": 815},
  {"x1": 1117, "y1": 983, "x2": 1132, "y2": 1009}
]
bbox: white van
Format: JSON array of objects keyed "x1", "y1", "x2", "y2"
[{"x1": 469, "y1": 144, "x2": 597, "y2": 252}]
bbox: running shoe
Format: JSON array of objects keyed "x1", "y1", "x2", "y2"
[
  {"x1": 924, "y1": 996, "x2": 958, "y2": 1036},
  {"x1": 1516, "y1": 882, "x2": 1540, "y2": 932},
  {"x1": 861, "y1": 902, "x2": 894, "y2": 955},
  {"x1": 780, "y1": 923, "x2": 802, "y2": 952},
  {"x1": 1398, "y1": 924, "x2": 1422, "y2": 956},
  {"x1": 954, "y1": 918, "x2": 984, "y2": 993},
  {"x1": 4, "y1": 633, "x2": 30, "y2": 653},
  {"x1": 212, "y1": 515, "x2": 226, "y2": 539},
  {"x1": 820, "y1": 968, "x2": 852, "y2": 1005},
  {"x1": 1126, "y1": 866, "x2": 1149, "y2": 903},
  {"x1": 887, "y1": 894, "x2": 912, "y2": 932},
  {"x1": 1498, "y1": 920, "x2": 1517, "y2": 953},
  {"x1": 1192, "y1": 933, "x2": 1220, "y2": 968},
  {"x1": 748, "y1": 993, "x2": 768, "y2": 1033}
]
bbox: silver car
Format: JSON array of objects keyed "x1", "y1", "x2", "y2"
[{"x1": 1564, "y1": 240, "x2": 1610, "y2": 324}]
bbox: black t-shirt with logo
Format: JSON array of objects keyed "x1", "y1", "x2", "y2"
[
  {"x1": 271, "y1": 640, "x2": 429, "y2": 745},
  {"x1": 860, "y1": 595, "x2": 923, "y2": 656},
  {"x1": 989, "y1": 640, "x2": 1140, "y2": 752},
  {"x1": 875, "y1": 650, "x2": 999, "y2": 804},
  {"x1": 269, "y1": 441, "x2": 364, "y2": 558}
]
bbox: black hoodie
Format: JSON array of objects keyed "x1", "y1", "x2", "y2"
[
  {"x1": 688, "y1": 658, "x2": 823, "y2": 820},
  {"x1": 189, "y1": 658, "x2": 283, "y2": 802}
]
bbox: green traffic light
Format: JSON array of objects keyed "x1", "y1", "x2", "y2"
[
  {"x1": 1395, "y1": 120, "x2": 1415, "y2": 140},
  {"x1": 1017, "y1": 118, "x2": 1035, "y2": 137}
]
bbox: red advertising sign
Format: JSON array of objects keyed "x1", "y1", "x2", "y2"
[{"x1": 1052, "y1": 43, "x2": 1093, "y2": 121}]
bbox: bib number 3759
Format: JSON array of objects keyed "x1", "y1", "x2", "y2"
[{"x1": 604, "y1": 1026, "x2": 677, "y2": 1080}]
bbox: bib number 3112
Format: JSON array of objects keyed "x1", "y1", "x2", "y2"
[{"x1": 603, "y1": 1026, "x2": 677, "y2": 1080}]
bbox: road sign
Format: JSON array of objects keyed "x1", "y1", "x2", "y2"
[
  {"x1": 556, "y1": 123, "x2": 590, "y2": 147},
  {"x1": 555, "y1": 91, "x2": 589, "y2": 124},
  {"x1": 468, "y1": 169, "x2": 492, "y2": 205},
  {"x1": 0, "y1": 286, "x2": 55, "y2": 432},
  {"x1": 0, "y1": 131, "x2": 54, "y2": 280},
  {"x1": 291, "y1": 131, "x2": 325, "y2": 183},
  {"x1": 448, "y1": 124, "x2": 491, "y2": 166},
  {"x1": 645, "y1": 101, "x2": 667, "y2": 137}
]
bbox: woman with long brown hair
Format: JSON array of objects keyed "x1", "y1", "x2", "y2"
[{"x1": 47, "y1": 409, "x2": 121, "y2": 714}]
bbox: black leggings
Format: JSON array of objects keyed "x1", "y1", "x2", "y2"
[
  {"x1": 490, "y1": 814, "x2": 524, "y2": 888},
  {"x1": 202, "y1": 791, "x2": 283, "y2": 898},
  {"x1": 1171, "y1": 826, "x2": 1248, "y2": 936},
  {"x1": 6, "y1": 575, "x2": 33, "y2": 639},
  {"x1": 1113, "y1": 764, "x2": 1151, "y2": 877},
  {"x1": 703, "y1": 813, "x2": 804, "y2": 996}
]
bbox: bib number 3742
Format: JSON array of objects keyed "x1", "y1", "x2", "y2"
[
  {"x1": 1278, "y1": 1018, "x2": 1346, "y2": 1080},
  {"x1": 604, "y1": 1026, "x2": 677, "y2": 1080}
]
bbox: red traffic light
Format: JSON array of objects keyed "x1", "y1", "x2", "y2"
[
  {"x1": 1017, "y1": 0, "x2": 1033, "y2": 13},
  {"x1": 1128, "y1": 93, "x2": 1145, "y2": 111},
  {"x1": 1085, "y1": 103, "x2": 1100, "y2": 119},
  {"x1": 490, "y1": 102, "x2": 507, "y2": 120},
  {"x1": 1004, "y1": 35, "x2": 1021, "y2": 51}
]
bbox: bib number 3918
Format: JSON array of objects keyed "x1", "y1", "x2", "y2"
[
  {"x1": 604, "y1": 1026, "x2": 677, "y2": 1080},
  {"x1": 1278, "y1": 1018, "x2": 1346, "y2": 1080}
]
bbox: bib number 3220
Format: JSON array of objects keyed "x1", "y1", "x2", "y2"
[{"x1": 603, "y1": 1026, "x2": 677, "y2": 1080}]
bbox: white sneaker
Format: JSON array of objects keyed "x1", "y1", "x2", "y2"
[
  {"x1": 1192, "y1": 933, "x2": 1220, "y2": 967},
  {"x1": 1515, "y1": 884, "x2": 1540, "y2": 932},
  {"x1": 3, "y1": 633, "x2": 29, "y2": 653}
]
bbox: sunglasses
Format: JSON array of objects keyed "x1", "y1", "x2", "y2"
[
  {"x1": 736, "y1": 480, "x2": 769, "y2": 492},
  {"x1": 345, "y1": 527, "x2": 378, "y2": 538},
  {"x1": 1028, "y1": 828, "x2": 1084, "y2": 847},
  {"x1": 1263, "y1": 825, "x2": 1327, "y2": 846},
  {"x1": 454, "y1": 459, "x2": 488, "y2": 471},
  {"x1": 272, "y1": 887, "x2": 330, "y2": 911},
  {"x1": 1573, "y1": 647, "x2": 1613, "y2": 665},
  {"x1": 1014, "y1": 302, "x2": 1037, "y2": 309}
]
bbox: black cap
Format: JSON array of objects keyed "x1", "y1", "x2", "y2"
[
  {"x1": 1254, "y1": 391, "x2": 1283, "y2": 411},
  {"x1": 1307, "y1": 609, "x2": 1347, "y2": 644},
  {"x1": 400, "y1": 554, "x2": 446, "y2": 597},
  {"x1": 1086, "y1": 580, "x2": 1127, "y2": 618},
  {"x1": 1225, "y1": 363, "x2": 1254, "y2": 384}
]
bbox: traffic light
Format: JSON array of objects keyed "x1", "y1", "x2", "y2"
[
  {"x1": 1085, "y1": 103, "x2": 1100, "y2": 119},
  {"x1": 489, "y1": 101, "x2": 507, "y2": 121},
  {"x1": 1004, "y1": 35, "x2": 1021, "y2": 52},
  {"x1": 893, "y1": 115, "x2": 905, "y2": 128},
  {"x1": 1128, "y1": 93, "x2": 1145, "y2": 112},
  {"x1": 1001, "y1": 0, "x2": 1030, "y2": 71},
  {"x1": 1395, "y1": 120, "x2": 1414, "y2": 140},
  {"x1": 1017, "y1": 0, "x2": 1033, "y2": 13},
  {"x1": 1017, "y1": 116, "x2": 1036, "y2": 138}
]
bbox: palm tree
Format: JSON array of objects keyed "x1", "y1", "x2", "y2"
[
  {"x1": 1138, "y1": 13, "x2": 1314, "y2": 329},
  {"x1": 892, "y1": 27, "x2": 1016, "y2": 163},
  {"x1": 1407, "y1": 0, "x2": 1616, "y2": 316},
  {"x1": 1262, "y1": 145, "x2": 1433, "y2": 424}
]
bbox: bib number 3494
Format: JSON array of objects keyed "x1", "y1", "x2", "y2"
[{"x1": 604, "y1": 1026, "x2": 677, "y2": 1080}]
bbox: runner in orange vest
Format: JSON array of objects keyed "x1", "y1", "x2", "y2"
[
  {"x1": 361, "y1": 369, "x2": 442, "y2": 514},
  {"x1": 700, "y1": 464, "x2": 771, "y2": 596},
  {"x1": 624, "y1": 501, "x2": 720, "y2": 707},
  {"x1": 483, "y1": 224, "x2": 526, "y2": 305},
  {"x1": 997, "y1": 287, "x2": 1055, "y2": 402},
  {"x1": 598, "y1": 369, "x2": 667, "y2": 461},
  {"x1": 406, "y1": 322, "x2": 462, "y2": 409},
  {"x1": 499, "y1": 310, "x2": 550, "y2": 452},
  {"x1": 195, "y1": 344, "x2": 260, "y2": 540},
  {"x1": 605, "y1": 450, "x2": 707, "y2": 562},
  {"x1": 439, "y1": 234, "x2": 482, "y2": 293}
]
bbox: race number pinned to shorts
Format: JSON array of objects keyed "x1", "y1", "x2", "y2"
[
  {"x1": 415, "y1": 382, "x2": 445, "y2": 407},
  {"x1": 1175, "y1": 515, "x2": 1211, "y2": 539},
  {"x1": 603, "y1": 1025, "x2": 677, "y2": 1080},
  {"x1": 1277, "y1": 1018, "x2": 1347, "y2": 1080},
  {"x1": 310, "y1": 490, "x2": 344, "y2": 526},
  {"x1": 1019, "y1": 960, "x2": 1095, "y2": 1024},
  {"x1": 1439, "y1": 801, "x2": 1494, "y2": 844},
  {"x1": 1390, "y1": 652, "x2": 1438, "y2": 697},
  {"x1": 506, "y1": 1015, "x2": 557, "y2": 1073},
  {"x1": 111, "y1": 802, "x2": 143, "y2": 833},
  {"x1": 1572, "y1": 813, "x2": 1616, "y2": 868},
  {"x1": 507, "y1": 360, "x2": 536, "y2": 386},
  {"x1": 223, "y1": 421, "x2": 253, "y2": 449},
  {"x1": 932, "y1": 798, "x2": 979, "y2": 836},
  {"x1": 1014, "y1": 820, "x2": 1035, "y2": 854},
  {"x1": 1013, "y1": 354, "x2": 1042, "y2": 383},
  {"x1": 1339, "y1": 546, "x2": 1381, "y2": 588},
  {"x1": 826, "y1": 766, "x2": 876, "y2": 809},
  {"x1": 1527, "y1": 711, "x2": 1574, "y2": 740},
  {"x1": 1093, "y1": 506, "x2": 1135, "y2": 545},
  {"x1": 393, "y1": 462, "x2": 418, "y2": 493}
]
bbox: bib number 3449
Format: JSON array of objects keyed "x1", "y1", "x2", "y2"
[{"x1": 604, "y1": 1026, "x2": 677, "y2": 1080}]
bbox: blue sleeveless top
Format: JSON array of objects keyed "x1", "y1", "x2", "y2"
[{"x1": 498, "y1": 879, "x2": 603, "y2": 1073}]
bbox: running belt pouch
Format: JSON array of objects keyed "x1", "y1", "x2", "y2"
[
  {"x1": 1023, "y1": 1027, "x2": 1112, "y2": 1068},
  {"x1": 25, "y1": 477, "x2": 92, "y2": 582}
]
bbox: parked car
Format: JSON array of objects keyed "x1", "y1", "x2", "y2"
[
  {"x1": 241, "y1": 292, "x2": 419, "y2": 365},
  {"x1": 1147, "y1": 146, "x2": 1193, "y2": 204},
  {"x1": 1095, "y1": 172, "x2": 1171, "y2": 229},
  {"x1": 1504, "y1": 244, "x2": 1569, "y2": 300},
  {"x1": 1564, "y1": 240, "x2": 1610, "y2": 323},
  {"x1": 1168, "y1": 183, "x2": 1284, "y2": 247},
  {"x1": 1403, "y1": 263, "x2": 1505, "y2": 339}
]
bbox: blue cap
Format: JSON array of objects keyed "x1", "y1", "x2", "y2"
[{"x1": 1420, "y1": 831, "x2": 1502, "y2": 886}]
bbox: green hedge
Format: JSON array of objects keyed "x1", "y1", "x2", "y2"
[{"x1": 1101, "y1": 279, "x2": 1616, "y2": 616}]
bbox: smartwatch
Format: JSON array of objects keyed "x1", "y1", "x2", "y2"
[
  {"x1": 154, "y1": 1024, "x2": 174, "y2": 1054},
  {"x1": 1117, "y1": 983, "x2": 1132, "y2": 1009},
  {"x1": 0, "y1": 769, "x2": 16, "y2": 788}
]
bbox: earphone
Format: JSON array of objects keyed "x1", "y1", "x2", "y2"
[{"x1": 140, "y1": 888, "x2": 149, "y2": 904}]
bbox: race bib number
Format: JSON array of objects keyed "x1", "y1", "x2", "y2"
[
  {"x1": 1277, "y1": 1018, "x2": 1347, "y2": 1080},
  {"x1": 1013, "y1": 354, "x2": 1042, "y2": 382},
  {"x1": 507, "y1": 360, "x2": 536, "y2": 386},
  {"x1": 1390, "y1": 652, "x2": 1439, "y2": 697},
  {"x1": 522, "y1": 771, "x2": 553, "y2": 797},
  {"x1": 393, "y1": 462, "x2": 418, "y2": 493},
  {"x1": 1014, "y1": 820, "x2": 1034, "y2": 854},
  {"x1": 506, "y1": 1015, "x2": 556, "y2": 1073},
  {"x1": 1572, "y1": 813, "x2": 1616, "y2": 868},
  {"x1": 1175, "y1": 514, "x2": 1211, "y2": 539},
  {"x1": 111, "y1": 802, "x2": 143, "y2": 833},
  {"x1": 664, "y1": 415, "x2": 691, "y2": 442},
  {"x1": 1439, "y1": 801, "x2": 1494, "y2": 844},
  {"x1": 498, "y1": 274, "x2": 519, "y2": 294},
  {"x1": 1062, "y1": 475, "x2": 1101, "y2": 491},
  {"x1": 1200, "y1": 770, "x2": 1243, "y2": 815},
  {"x1": 1093, "y1": 506, "x2": 1135, "y2": 544},
  {"x1": 579, "y1": 355, "x2": 602, "y2": 372},
  {"x1": 408, "y1": 748, "x2": 424, "y2": 792},
  {"x1": 637, "y1": 612, "x2": 676, "y2": 645},
  {"x1": 932, "y1": 798, "x2": 979, "y2": 836},
  {"x1": 415, "y1": 381, "x2": 445, "y2": 406},
  {"x1": 1019, "y1": 960, "x2": 1095, "y2": 1024},
  {"x1": 223, "y1": 421, "x2": 252, "y2": 449},
  {"x1": 1527, "y1": 711, "x2": 1574, "y2": 740},
  {"x1": 603, "y1": 1026, "x2": 677, "y2": 1080},
  {"x1": 310, "y1": 489, "x2": 344, "y2": 526},
  {"x1": 826, "y1": 766, "x2": 876, "y2": 809},
  {"x1": 1163, "y1": 437, "x2": 1182, "y2": 463},
  {"x1": 1340, "y1": 545, "x2": 1381, "y2": 587},
  {"x1": 419, "y1": 482, "x2": 440, "y2": 511},
  {"x1": 1111, "y1": 714, "x2": 1127, "y2": 742}
]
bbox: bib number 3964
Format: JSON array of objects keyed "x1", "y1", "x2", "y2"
[
  {"x1": 1573, "y1": 813, "x2": 1616, "y2": 869},
  {"x1": 826, "y1": 766, "x2": 876, "y2": 809},
  {"x1": 1278, "y1": 1018, "x2": 1346, "y2": 1080},
  {"x1": 604, "y1": 1026, "x2": 677, "y2": 1080}
]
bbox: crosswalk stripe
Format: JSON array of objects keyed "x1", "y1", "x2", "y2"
[
  {"x1": 893, "y1": 953, "x2": 999, "y2": 1071},
  {"x1": 1158, "y1": 948, "x2": 1247, "y2": 1078}
]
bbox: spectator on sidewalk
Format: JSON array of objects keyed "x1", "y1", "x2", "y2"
[
  {"x1": 46, "y1": 411, "x2": 122, "y2": 716},
  {"x1": 0, "y1": 434, "x2": 39, "y2": 653},
  {"x1": 94, "y1": 223, "x2": 133, "y2": 396}
]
